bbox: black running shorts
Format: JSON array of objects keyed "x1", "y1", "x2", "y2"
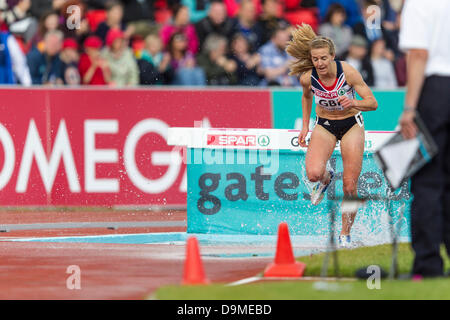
[{"x1": 314, "y1": 112, "x2": 364, "y2": 140}]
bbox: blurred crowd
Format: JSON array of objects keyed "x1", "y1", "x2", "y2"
[{"x1": 0, "y1": 0, "x2": 404, "y2": 88}]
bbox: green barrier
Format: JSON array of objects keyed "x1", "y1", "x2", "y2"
[{"x1": 271, "y1": 89, "x2": 405, "y2": 130}]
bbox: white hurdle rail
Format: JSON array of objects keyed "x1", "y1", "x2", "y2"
[{"x1": 168, "y1": 127, "x2": 396, "y2": 152}]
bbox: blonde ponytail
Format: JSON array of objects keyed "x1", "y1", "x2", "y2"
[{"x1": 286, "y1": 24, "x2": 336, "y2": 77}]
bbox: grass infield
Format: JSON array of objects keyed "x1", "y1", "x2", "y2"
[{"x1": 155, "y1": 243, "x2": 450, "y2": 300}]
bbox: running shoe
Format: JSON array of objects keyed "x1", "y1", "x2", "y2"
[
  {"x1": 310, "y1": 169, "x2": 334, "y2": 205},
  {"x1": 338, "y1": 235, "x2": 351, "y2": 248}
]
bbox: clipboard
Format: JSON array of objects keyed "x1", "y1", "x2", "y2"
[{"x1": 374, "y1": 113, "x2": 438, "y2": 190}]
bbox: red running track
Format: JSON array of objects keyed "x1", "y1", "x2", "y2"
[{"x1": 0, "y1": 210, "x2": 271, "y2": 300}]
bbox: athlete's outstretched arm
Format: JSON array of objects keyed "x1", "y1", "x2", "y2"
[
  {"x1": 339, "y1": 62, "x2": 378, "y2": 112},
  {"x1": 300, "y1": 71, "x2": 314, "y2": 125},
  {"x1": 298, "y1": 71, "x2": 313, "y2": 147}
]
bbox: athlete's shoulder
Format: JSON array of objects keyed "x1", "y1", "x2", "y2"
[
  {"x1": 340, "y1": 60, "x2": 358, "y2": 75},
  {"x1": 340, "y1": 60, "x2": 362, "y2": 85}
]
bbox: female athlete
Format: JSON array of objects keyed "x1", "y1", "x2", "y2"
[{"x1": 286, "y1": 24, "x2": 378, "y2": 247}]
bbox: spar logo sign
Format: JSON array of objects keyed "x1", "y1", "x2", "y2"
[
  {"x1": 258, "y1": 135, "x2": 270, "y2": 147},
  {"x1": 206, "y1": 134, "x2": 271, "y2": 147},
  {"x1": 207, "y1": 134, "x2": 256, "y2": 147}
]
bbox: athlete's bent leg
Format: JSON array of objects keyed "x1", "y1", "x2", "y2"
[
  {"x1": 305, "y1": 125, "x2": 337, "y2": 185},
  {"x1": 339, "y1": 123, "x2": 364, "y2": 237}
]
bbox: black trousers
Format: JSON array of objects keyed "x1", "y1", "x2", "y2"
[{"x1": 411, "y1": 75, "x2": 450, "y2": 277}]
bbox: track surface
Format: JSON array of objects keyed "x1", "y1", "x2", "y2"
[{"x1": 0, "y1": 210, "x2": 271, "y2": 300}]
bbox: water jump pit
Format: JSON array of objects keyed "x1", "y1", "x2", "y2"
[{"x1": 10, "y1": 128, "x2": 410, "y2": 253}]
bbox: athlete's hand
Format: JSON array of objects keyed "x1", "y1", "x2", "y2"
[
  {"x1": 298, "y1": 128, "x2": 309, "y2": 148},
  {"x1": 338, "y1": 96, "x2": 356, "y2": 109},
  {"x1": 399, "y1": 110, "x2": 418, "y2": 139}
]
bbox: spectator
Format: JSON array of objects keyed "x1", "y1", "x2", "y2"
[
  {"x1": 377, "y1": 0, "x2": 402, "y2": 58},
  {"x1": 79, "y1": 35, "x2": 111, "y2": 85},
  {"x1": 167, "y1": 32, "x2": 205, "y2": 85},
  {"x1": 102, "y1": 28, "x2": 139, "y2": 86},
  {"x1": 254, "y1": 0, "x2": 290, "y2": 48},
  {"x1": 160, "y1": 4, "x2": 199, "y2": 55},
  {"x1": 231, "y1": 0, "x2": 259, "y2": 52},
  {"x1": 0, "y1": 0, "x2": 30, "y2": 25},
  {"x1": 60, "y1": 37, "x2": 81, "y2": 85},
  {"x1": 182, "y1": 0, "x2": 210, "y2": 23},
  {"x1": 228, "y1": 33, "x2": 261, "y2": 86},
  {"x1": 370, "y1": 38, "x2": 396, "y2": 88},
  {"x1": 194, "y1": 0, "x2": 235, "y2": 50},
  {"x1": 344, "y1": 35, "x2": 374, "y2": 86},
  {"x1": 375, "y1": 0, "x2": 404, "y2": 86},
  {"x1": 317, "y1": 0, "x2": 363, "y2": 27},
  {"x1": 318, "y1": 3, "x2": 353, "y2": 60},
  {"x1": 378, "y1": 0, "x2": 400, "y2": 40},
  {"x1": 223, "y1": 0, "x2": 261, "y2": 18},
  {"x1": 30, "y1": 0, "x2": 65, "y2": 19},
  {"x1": 1, "y1": 0, "x2": 35, "y2": 44},
  {"x1": 7, "y1": 0, "x2": 38, "y2": 44},
  {"x1": 281, "y1": 0, "x2": 318, "y2": 30},
  {"x1": 358, "y1": 0, "x2": 400, "y2": 54},
  {"x1": 121, "y1": 0, "x2": 156, "y2": 38},
  {"x1": 95, "y1": 0, "x2": 133, "y2": 44},
  {"x1": 0, "y1": 31, "x2": 31, "y2": 85},
  {"x1": 138, "y1": 33, "x2": 172, "y2": 85},
  {"x1": 27, "y1": 29, "x2": 64, "y2": 85},
  {"x1": 345, "y1": 36, "x2": 366, "y2": 69},
  {"x1": 353, "y1": 0, "x2": 384, "y2": 45},
  {"x1": 29, "y1": 10, "x2": 61, "y2": 49},
  {"x1": 197, "y1": 34, "x2": 237, "y2": 85},
  {"x1": 258, "y1": 24, "x2": 297, "y2": 86}
]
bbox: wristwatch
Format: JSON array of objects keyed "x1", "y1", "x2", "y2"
[{"x1": 403, "y1": 105, "x2": 416, "y2": 113}]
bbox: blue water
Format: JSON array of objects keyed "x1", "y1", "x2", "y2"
[
  {"x1": 13, "y1": 231, "x2": 409, "y2": 247},
  {"x1": 15, "y1": 232, "x2": 328, "y2": 246}
]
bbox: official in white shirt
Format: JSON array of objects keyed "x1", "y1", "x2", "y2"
[{"x1": 398, "y1": 0, "x2": 450, "y2": 278}]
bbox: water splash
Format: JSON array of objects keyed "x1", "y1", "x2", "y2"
[{"x1": 347, "y1": 200, "x2": 408, "y2": 246}]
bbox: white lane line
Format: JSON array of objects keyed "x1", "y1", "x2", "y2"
[
  {"x1": 226, "y1": 276, "x2": 262, "y2": 286},
  {"x1": 226, "y1": 275, "x2": 358, "y2": 287}
]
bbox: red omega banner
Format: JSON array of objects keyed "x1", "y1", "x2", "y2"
[{"x1": 0, "y1": 88, "x2": 272, "y2": 206}]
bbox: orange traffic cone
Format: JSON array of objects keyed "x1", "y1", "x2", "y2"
[
  {"x1": 182, "y1": 237, "x2": 209, "y2": 285},
  {"x1": 263, "y1": 222, "x2": 306, "y2": 278}
]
